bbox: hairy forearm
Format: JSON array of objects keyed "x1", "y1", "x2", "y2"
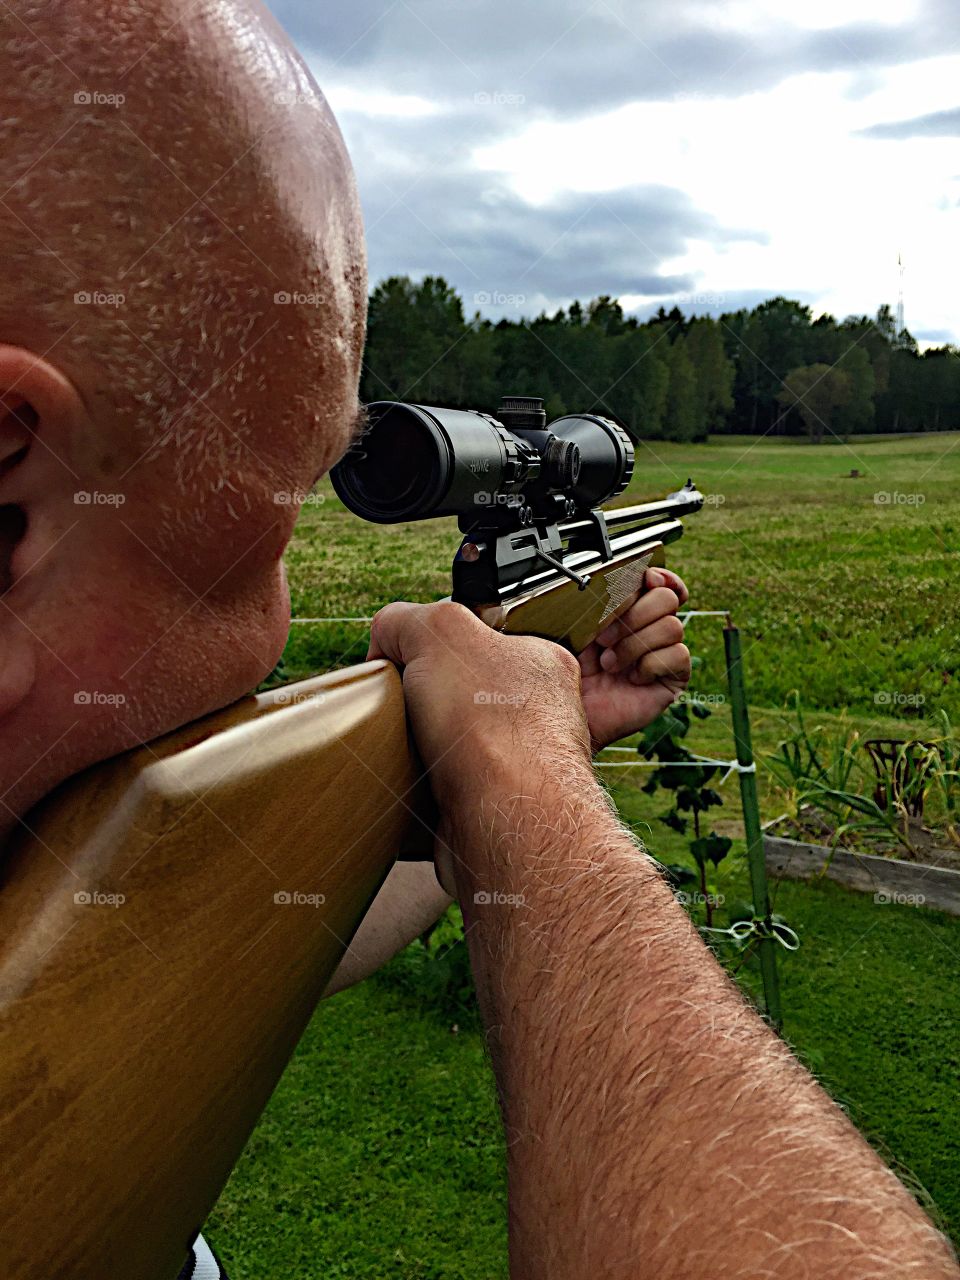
[{"x1": 453, "y1": 773, "x2": 957, "y2": 1280}]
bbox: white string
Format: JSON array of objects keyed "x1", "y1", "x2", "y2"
[
  {"x1": 700, "y1": 918, "x2": 801, "y2": 951},
  {"x1": 292, "y1": 611, "x2": 731, "y2": 626},
  {"x1": 595, "y1": 751, "x2": 756, "y2": 783}
]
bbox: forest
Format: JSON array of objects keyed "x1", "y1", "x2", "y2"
[{"x1": 360, "y1": 276, "x2": 960, "y2": 442}]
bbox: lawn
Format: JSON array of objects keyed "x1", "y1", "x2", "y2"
[{"x1": 209, "y1": 431, "x2": 960, "y2": 1277}]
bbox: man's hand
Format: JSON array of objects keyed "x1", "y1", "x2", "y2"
[
  {"x1": 367, "y1": 601, "x2": 593, "y2": 819},
  {"x1": 580, "y1": 567, "x2": 691, "y2": 749}
]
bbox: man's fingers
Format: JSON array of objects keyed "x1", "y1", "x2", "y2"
[
  {"x1": 600, "y1": 614, "x2": 685, "y2": 673},
  {"x1": 627, "y1": 642, "x2": 692, "y2": 688},
  {"x1": 577, "y1": 640, "x2": 604, "y2": 679},
  {"x1": 653, "y1": 567, "x2": 689, "y2": 605},
  {"x1": 596, "y1": 588, "x2": 684, "y2": 653}
]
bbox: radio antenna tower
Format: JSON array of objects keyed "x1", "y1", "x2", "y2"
[{"x1": 896, "y1": 252, "x2": 905, "y2": 336}]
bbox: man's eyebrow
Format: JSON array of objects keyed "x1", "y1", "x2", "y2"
[
  {"x1": 346, "y1": 402, "x2": 369, "y2": 448},
  {"x1": 317, "y1": 403, "x2": 369, "y2": 485}
]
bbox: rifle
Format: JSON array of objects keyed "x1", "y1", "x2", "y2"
[{"x1": 0, "y1": 396, "x2": 702, "y2": 1279}]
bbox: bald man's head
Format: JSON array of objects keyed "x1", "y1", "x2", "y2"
[{"x1": 0, "y1": 0, "x2": 366, "y2": 835}]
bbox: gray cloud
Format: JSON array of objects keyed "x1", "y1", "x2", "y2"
[
  {"x1": 270, "y1": 0, "x2": 956, "y2": 116},
  {"x1": 323, "y1": 63, "x2": 768, "y2": 315},
  {"x1": 859, "y1": 107, "x2": 960, "y2": 139},
  {"x1": 345, "y1": 103, "x2": 765, "y2": 314}
]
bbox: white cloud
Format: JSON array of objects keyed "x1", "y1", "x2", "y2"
[{"x1": 322, "y1": 83, "x2": 441, "y2": 119}]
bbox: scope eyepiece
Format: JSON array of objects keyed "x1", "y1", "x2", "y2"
[
  {"x1": 548, "y1": 413, "x2": 634, "y2": 510},
  {"x1": 543, "y1": 436, "x2": 581, "y2": 490}
]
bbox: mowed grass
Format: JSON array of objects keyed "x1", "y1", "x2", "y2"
[
  {"x1": 284, "y1": 431, "x2": 960, "y2": 720},
  {"x1": 210, "y1": 433, "x2": 960, "y2": 1276}
]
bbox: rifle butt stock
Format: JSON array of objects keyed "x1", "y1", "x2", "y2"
[{"x1": 0, "y1": 660, "x2": 425, "y2": 1280}]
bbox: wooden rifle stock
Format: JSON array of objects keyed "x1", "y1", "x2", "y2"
[
  {"x1": 0, "y1": 536, "x2": 667, "y2": 1279},
  {"x1": 0, "y1": 661, "x2": 425, "y2": 1280}
]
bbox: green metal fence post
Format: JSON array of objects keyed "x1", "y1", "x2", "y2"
[{"x1": 723, "y1": 618, "x2": 783, "y2": 1029}]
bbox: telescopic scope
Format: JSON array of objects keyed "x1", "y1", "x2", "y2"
[{"x1": 330, "y1": 396, "x2": 635, "y2": 524}]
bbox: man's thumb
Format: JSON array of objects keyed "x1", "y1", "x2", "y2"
[{"x1": 366, "y1": 601, "x2": 426, "y2": 666}]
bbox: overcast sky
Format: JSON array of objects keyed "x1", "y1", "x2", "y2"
[{"x1": 267, "y1": 0, "x2": 960, "y2": 345}]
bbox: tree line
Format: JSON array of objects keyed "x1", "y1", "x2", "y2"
[{"x1": 361, "y1": 276, "x2": 960, "y2": 442}]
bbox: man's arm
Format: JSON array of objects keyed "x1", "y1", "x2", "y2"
[
  {"x1": 369, "y1": 600, "x2": 958, "y2": 1280},
  {"x1": 323, "y1": 860, "x2": 451, "y2": 997}
]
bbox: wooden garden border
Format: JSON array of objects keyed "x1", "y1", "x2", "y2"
[{"x1": 764, "y1": 834, "x2": 960, "y2": 917}]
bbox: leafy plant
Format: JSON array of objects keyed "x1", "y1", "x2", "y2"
[
  {"x1": 377, "y1": 906, "x2": 478, "y2": 1024},
  {"x1": 638, "y1": 693, "x2": 732, "y2": 926}
]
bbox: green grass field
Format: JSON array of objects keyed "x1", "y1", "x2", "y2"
[{"x1": 210, "y1": 432, "x2": 960, "y2": 1277}]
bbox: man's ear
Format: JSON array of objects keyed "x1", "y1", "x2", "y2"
[
  {"x1": 0, "y1": 399, "x2": 33, "y2": 480},
  {"x1": 0, "y1": 345, "x2": 88, "y2": 486},
  {"x1": 0, "y1": 346, "x2": 84, "y2": 721}
]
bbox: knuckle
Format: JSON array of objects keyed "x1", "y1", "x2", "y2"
[
  {"x1": 619, "y1": 631, "x2": 643, "y2": 659},
  {"x1": 637, "y1": 650, "x2": 657, "y2": 676},
  {"x1": 554, "y1": 644, "x2": 582, "y2": 682},
  {"x1": 523, "y1": 637, "x2": 580, "y2": 686},
  {"x1": 430, "y1": 599, "x2": 475, "y2": 637},
  {"x1": 665, "y1": 615, "x2": 686, "y2": 645},
  {"x1": 371, "y1": 602, "x2": 397, "y2": 627},
  {"x1": 369, "y1": 601, "x2": 402, "y2": 640}
]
